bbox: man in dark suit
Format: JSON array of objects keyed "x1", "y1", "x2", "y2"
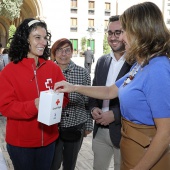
[
  {"x1": 83, "y1": 46, "x2": 94, "y2": 73},
  {"x1": 89, "y1": 15, "x2": 131, "y2": 170}
]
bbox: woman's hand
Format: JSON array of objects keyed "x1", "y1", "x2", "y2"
[
  {"x1": 34, "y1": 98, "x2": 39, "y2": 109},
  {"x1": 84, "y1": 130, "x2": 92, "y2": 137},
  {"x1": 54, "y1": 80, "x2": 75, "y2": 93}
]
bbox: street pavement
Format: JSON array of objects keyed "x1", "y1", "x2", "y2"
[{"x1": 0, "y1": 56, "x2": 114, "y2": 170}]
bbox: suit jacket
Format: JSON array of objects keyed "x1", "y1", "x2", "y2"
[
  {"x1": 83, "y1": 50, "x2": 94, "y2": 64},
  {"x1": 89, "y1": 54, "x2": 132, "y2": 148}
]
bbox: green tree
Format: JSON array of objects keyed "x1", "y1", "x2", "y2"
[
  {"x1": 0, "y1": 0, "x2": 23, "y2": 21},
  {"x1": 7, "y1": 25, "x2": 16, "y2": 48},
  {"x1": 81, "y1": 37, "x2": 87, "y2": 52},
  {"x1": 103, "y1": 34, "x2": 111, "y2": 54}
]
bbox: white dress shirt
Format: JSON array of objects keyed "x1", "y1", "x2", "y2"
[{"x1": 102, "y1": 51, "x2": 125, "y2": 112}]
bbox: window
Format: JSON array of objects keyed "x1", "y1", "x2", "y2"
[
  {"x1": 104, "y1": 20, "x2": 109, "y2": 32},
  {"x1": 88, "y1": 1, "x2": 95, "y2": 15},
  {"x1": 70, "y1": 0, "x2": 77, "y2": 13},
  {"x1": 70, "y1": 18, "x2": 77, "y2": 26},
  {"x1": 70, "y1": 18, "x2": 77, "y2": 32},
  {"x1": 70, "y1": 39, "x2": 78, "y2": 57},
  {"x1": 89, "y1": 1, "x2": 94, "y2": 9},
  {"x1": 87, "y1": 19, "x2": 95, "y2": 52},
  {"x1": 87, "y1": 39, "x2": 95, "y2": 53},
  {"x1": 105, "y1": 2, "x2": 111, "y2": 11},
  {"x1": 88, "y1": 19, "x2": 94, "y2": 27},
  {"x1": 71, "y1": 0, "x2": 77, "y2": 7},
  {"x1": 105, "y1": 2, "x2": 111, "y2": 16}
]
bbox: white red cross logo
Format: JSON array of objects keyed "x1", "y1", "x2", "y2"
[{"x1": 45, "y1": 78, "x2": 53, "y2": 90}]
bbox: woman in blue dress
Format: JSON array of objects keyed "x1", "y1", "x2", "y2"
[{"x1": 54, "y1": 2, "x2": 170, "y2": 170}]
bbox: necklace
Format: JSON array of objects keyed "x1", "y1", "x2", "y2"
[{"x1": 123, "y1": 63, "x2": 142, "y2": 87}]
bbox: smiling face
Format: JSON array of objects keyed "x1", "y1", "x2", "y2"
[
  {"x1": 107, "y1": 20, "x2": 125, "y2": 55},
  {"x1": 55, "y1": 43, "x2": 73, "y2": 70},
  {"x1": 27, "y1": 26, "x2": 47, "y2": 58}
]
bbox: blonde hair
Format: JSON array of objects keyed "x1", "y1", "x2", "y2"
[{"x1": 120, "y1": 2, "x2": 170, "y2": 65}]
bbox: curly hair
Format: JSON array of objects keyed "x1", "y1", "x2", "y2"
[
  {"x1": 120, "y1": 2, "x2": 170, "y2": 65},
  {"x1": 9, "y1": 18, "x2": 51, "y2": 63},
  {"x1": 51, "y1": 38, "x2": 73, "y2": 61}
]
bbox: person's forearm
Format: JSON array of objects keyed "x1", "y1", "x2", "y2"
[
  {"x1": 54, "y1": 81, "x2": 118, "y2": 100},
  {"x1": 74, "y1": 84, "x2": 118, "y2": 100}
]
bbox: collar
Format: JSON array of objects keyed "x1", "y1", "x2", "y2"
[
  {"x1": 110, "y1": 51, "x2": 125, "y2": 62},
  {"x1": 62, "y1": 60, "x2": 76, "y2": 74},
  {"x1": 21, "y1": 57, "x2": 46, "y2": 69}
]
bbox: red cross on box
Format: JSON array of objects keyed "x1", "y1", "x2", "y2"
[{"x1": 56, "y1": 99, "x2": 60, "y2": 105}]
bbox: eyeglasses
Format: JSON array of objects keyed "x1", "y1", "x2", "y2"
[
  {"x1": 107, "y1": 30, "x2": 122, "y2": 38},
  {"x1": 56, "y1": 47, "x2": 72, "y2": 55}
]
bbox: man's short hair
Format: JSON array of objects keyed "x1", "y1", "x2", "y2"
[{"x1": 109, "y1": 15, "x2": 120, "y2": 23}]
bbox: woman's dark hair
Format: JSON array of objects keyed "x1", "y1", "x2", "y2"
[
  {"x1": 109, "y1": 15, "x2": 119, "y2": 23},
  {"x1": 120, "y1": 2, "x2": 170, "y2": 65},
  {"x1": 51, "y1": 38, "x2": 73, "y2": 61},
  {"x1": 2, "y1": 48, "x2": 9, "y2": 54},
  {"x1": 9, "y1": 18, "x2": 51, "y2": 63}
]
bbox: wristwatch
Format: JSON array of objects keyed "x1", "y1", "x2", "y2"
[{"x1": 91, "y1": 107, "x2": 96, "y2": 115}]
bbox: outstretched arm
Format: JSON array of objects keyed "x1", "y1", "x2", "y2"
[{"x1": 54, "y1": 80, "x2": 118, "y2": 100}]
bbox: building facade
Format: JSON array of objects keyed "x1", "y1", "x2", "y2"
[{"x1": 0, "y1": 0, "x2": 169, "y2": 59}]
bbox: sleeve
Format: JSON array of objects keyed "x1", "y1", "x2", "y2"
[
  {"x1": 85, "y1": 109, "x2": 93, "y2": 131},
  {"x1": 84, "y1": 69, "x2": 93, "y2": 131},
  {"x1": 88, "y1": 59, "x2": 100, "y2": 112},
  {"x1": 110, "y1": 107, "x2": 121, "y2": 125},
  {"x1": 144, "y1": 63, "x2": 170, "y2": 118},
  {"x1": 0, "y1": 73, "x2": 38, "y2": 119}
]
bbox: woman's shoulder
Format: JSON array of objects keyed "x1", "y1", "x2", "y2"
[
  {"x1": 45, "y1": 59, "x2": 54, "y2": 64},
  {"x1": 75, "y1": 64, "x2": 87, "y2": 71},
  {"x1": 2, "y1": 61, "x2": 15, "y2": 71},
  {"x1": 74, "y1": 65, "x2": 90, "y2": 76},
  {"x1": 146, "y1": 56, "x2": 170, "y2": 75},
  {"x1": 45, "y1": 60, "x2": 61, "y2": 69},
  {"x1": 149, "y1": 56, "x2": 169, "y2": 65},
  {"x1": 71, "y1": 60, "x2": 89, "y2": 73}
]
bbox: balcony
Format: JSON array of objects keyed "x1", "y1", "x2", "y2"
[
  {"x1": 105, "y1": 9, "x2": 111, "y2": 16},
  {"x1": 70, "y1": 26, "x2": 77, "y2": 32},
  {"x1": 88, "y1": 8, "x2": 95, "y2": 15},
  {"x1": 70, "y1": 6, "x2": 78, "y2": 13},
  {"x1": 71, "y1": 8, "x2": 78, "y2": 13}
]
